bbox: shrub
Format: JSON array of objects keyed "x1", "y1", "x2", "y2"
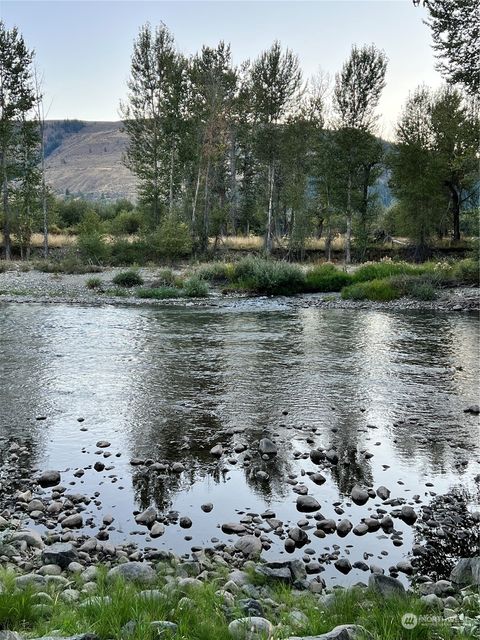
[
  {"x1": 152, "y1": 217, "x2": 193, "y2": 260},
  {"x1": 195, "y1": 262, "x2": 234, "y2": 284},
  {"x1": 151, "y1": 268, "x2": 178, "y2": 287},
  {"x1": 34, "y1": 257, "x2": 102, "y2": 274},
  {"x1": 136, "y1": 287, "x2": 181, "y2": 300},
  {"x1": 110, "y1": 210, "x2": 143, "y2": 235},
  {"x1": 410, "y1": 282, "x2": 437, "y2": 300},
  {"x1": 182, "y1": 277, "x2": 209, "y2": 298},
  {"x1": 77, "y1": 232, "x2": 110, "y2": 265},
  {"x1": 353, "y1": 261, "x2": 420, "y2": 282},
  {"x1": 112, "y1": 270, "x2": 144, "y2": 287},
  {"x1": 341, "y1": 278, "x2": 400, "y2": 301},
  {"x1": 86, "y1": 277, "x2": 103, "y2": 290},
  {"x1": 110, "y1": 239, "x2": 150, "y2": 266},
  {"x1": 452, "y1": 258, "x2": 479, "y2": 286},
  {"x1": 305, "y1": 264, "x2": 353, "y2": 292},
  {"x1": 232, "y1": 257, "x2": 305, "y2": 296}
]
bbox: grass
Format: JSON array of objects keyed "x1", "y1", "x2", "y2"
[
  {"x1": 136, "y1": 286, "x2": 181, "y2": 300},
  {"x1": 33, "y1": 258, "x2": 103, "y2": 274},
  {"x1": 305, "y1": 263, "x2": 354, "y2": 292},
  {"x1": 227, "y1": 257, "x2": 306, "y2": 296},
  {"x1": 0, "y1": 568, "x2": 477, "y2": 640},
  {"x1": 341, "y1": 278, "x2": 400, "y2": 302},
  {"x1": 182, "y1": 277, "x2": 209, "y2": 298},
  {"x1": 86, "y1": 277, "x2": 103, "y2": 290},
  {"x1": 112, "y1": 270, "x2": 144, "y2": 287}
]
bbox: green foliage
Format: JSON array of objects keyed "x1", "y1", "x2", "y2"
[
  {"x1": 152, "y1": 217, "x2": 193, "y2": 260},
  {"x1": 86, "y1": 277, "x2": 103, "y2": 290},
  {"x1": 33, "y1": 257, "x2": 102, "y2": 274},
  {"x1": 353, "y1": 261, "x2": 421, "y2": 282},
  {"x1": 136, "y1": 286, "x2": 181, "y2": 299},
  {"x1": 452, "y1": 258, "x2": 479, "y2": 286},
  {"x1": 112, "y1": 270, "x2": 144, "y2": 287},
  {"x1": 341, "y1": 278, "x2": 400, "y2": 301},
  {"x1": 151, "y1": 268, "x2": 182, "y2": 287},
  {"x1": 304, "y1": 263, "x2": 353, "y2": 292},
  {"x1": 195, "y1": 262, "x2": 233, "y2": 283},
  {"x1": 231, "y1": 257, "x2": 306, "y2": 295},
  {"x1": 182, "y1": 277, "x2": 209, "y2": 298},
  {"x1": 110, "y1": 210, "x2": 143, "y2": 235},
  {"x1": 110, "y1": 239, "x2": 151, "y2": 266},
  {"x1": 77, "y1": 232, "x2": 110, "y2": 265}
]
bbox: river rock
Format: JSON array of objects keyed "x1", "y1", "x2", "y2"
[
  {"x1": 96, "y1": 440, "x2": 111, "y2": 448},
  {"x1": 179, "y1": 517, "x2": 192, "y2": 528},
  {"x1": 42, "y1": 542, "x2": 78, "y2": 569},
  {"x1": 286, "y1": 625, "x2": 371, "y2": 639},
  {"x1": 107, "y1": 562, "x2": 156, "y2": 583},
  {"x1": 201, "y1": 502, "x2": 214, "y2": 512},
  {"x1": 235, "y1": 535, "x2": 263, "y2": 557},
  {"x1": 135, "y1": 506, "x2": 157, "y2": 527},
  {"x1": 337, "y1": 519, "x2": 352, "y2": 537},
  {"x1": 37, "y1": 470, "x2": 60, "y2": 487},
  {"x1": 368, "y1": 574, "x2": 405, "y2": 598},
  {"x1": 334, "y1": 558, "x2": 352, "y2": 574},
  {"x1": 228, "y1": 616, "x2": 273, "y2": 639},
  {"x1": 464, "y1": 404, "x2": 480, "y2": 414},
  {"x1": 450, "y1": 557, "x2": 480, "y2": 587},
  {"x1": 11, "y1": 529, "x2": 44, "y2": 549},
  {"x1": 310, "y1": 472, "x2": 326, "y2": 484},
  {"x1": 310, "y1": 450, "x2": 325, "y2": 464},
  {"x1": 222, "y1": 522, "x2": 247, "y2": 534},
  {"x1": 0, "y1": 632, "x2": 24, "y2": 640},
  {"x1": 150, "y1": 621, "x2": 178, "y2": 634},
  {"x1": 376, "y1": 486, "x2": 391, "y2": 500},
  {"x1": 288, "y1": 527, "x2": 309, "y2": 545},
  {"x1": 61, "y1": 513, "x2": 83, "y2": 529},
  {"x1": 351, "y1": 485, "x2": 369, "y2": 505},
  {"x1": 150, "y1": 522, "x2": 165, "y2": 538},
  {"x1": 296, "y1": 495, "x2": 320, "y2": 512},
  {"x1": 210, "y1": 444, "x2": 224, "y2": 457},
  {"x1": 259, "y1": 438, "x2": 277, "y2": 455},
  {"x1": 400, "y1": 505, "x2": 417, "y2": 524}
]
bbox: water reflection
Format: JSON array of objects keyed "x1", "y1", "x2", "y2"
[{"x1": 0, "y1": 303, "x2": 478, "y2": 572}]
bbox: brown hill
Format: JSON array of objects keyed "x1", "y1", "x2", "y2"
[{"x1": 45, "y1": 121, "x2": 137, "y2": 202}]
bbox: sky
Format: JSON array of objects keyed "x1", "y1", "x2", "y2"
[{"x1": 1, "y1": 0, "x2": 443, "y2": 139}]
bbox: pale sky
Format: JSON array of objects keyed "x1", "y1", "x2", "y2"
[{"x1": 1, "y1": 0, "x2": 443, "y2": 139}]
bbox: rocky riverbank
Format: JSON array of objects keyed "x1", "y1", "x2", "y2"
[
  {"x1": 1, "y1": 434, "x2": 480, "y2": 638},
  {"x1": 0, "y1": 266, "x2": 479, "y2": 311}
]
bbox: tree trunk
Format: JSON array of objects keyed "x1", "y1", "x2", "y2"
[
  {"x1": 2, "y1": 168, "x2": 11, "y2": 261},
  {"x1": 168, "y1": 144, "x2": 175, "y2": 216},
  {"x1": 447, "y1": 182, "x2": 461, "y2": 241},
  {"x1": 345, "y1": 173, "x2": 352, "y2": 265},
  {"x1": 192, "y1": 166, "x2": 201, "y2": 227},
  {"x1": 202, "y1": 159, "x2": 211, "y2": 252},
  {"x1": 265, "y1": 161, "x2": 275, "y2": 254},
  {"x1": 229, "y1": 127, "x2": 237, "y2": 234}
]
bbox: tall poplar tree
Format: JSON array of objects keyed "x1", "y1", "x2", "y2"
[
  {"x1": 333, "y1": 44, "x2": 387, "y2": 263},
  {"x1": 0, "y1": 20, "x2": 36, "y2": 260}
]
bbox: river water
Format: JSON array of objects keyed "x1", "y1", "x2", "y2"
[{"x1": 0, "y1": 301, "x2": 479, "y2": 585}]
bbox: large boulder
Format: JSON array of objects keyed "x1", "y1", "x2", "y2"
[
  {"x1": 351, "y1": 485, "x2": 369, "y2": 505},
  {"x1": 259, "y1": 438, "x2": 277, "y2": 455},
  {"x1": 42, "y1": 542, "x2": 78, "y2": 569},
  {"x1": 107, "y1": 562, "x2": 156, "y2": 584},
  {"x1": 368, "y1": 574, "x2": 406, "y2": 598},
  {"x1": 135, "y1": 506, "x2": 157, "y2": 527},
  {"x1": 450, "y1": 557, "x2": 480, "y2": 587}
]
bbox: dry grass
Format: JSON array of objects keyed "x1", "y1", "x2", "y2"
[{"x1": 0, "y1": 233, "x2": 76, "y2": 249}]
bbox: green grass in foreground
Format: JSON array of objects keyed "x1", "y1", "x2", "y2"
[{"x1": 0, "y1": 568, "x2": 478, "y2": 640}]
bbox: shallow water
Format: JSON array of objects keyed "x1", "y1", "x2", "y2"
[{"x1": 0, "y1": 301, "x2": 479, "y2": 585}]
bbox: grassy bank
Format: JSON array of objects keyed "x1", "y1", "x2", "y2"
[{"x1": 0, "y1": 567, "x2": 478, "y2": 640}]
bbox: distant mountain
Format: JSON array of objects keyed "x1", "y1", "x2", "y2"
[{"x1": 45, "y1": 120, "x2": 137, "y2": 202}]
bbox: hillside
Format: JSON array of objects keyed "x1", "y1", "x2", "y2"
[{"x1": 45, "y1": 120, "x2": 137, "y2": 202}]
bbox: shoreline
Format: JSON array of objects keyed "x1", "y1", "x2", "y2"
[{"x1": 0, "y1": 267, "x2": 479, "y2": 312}]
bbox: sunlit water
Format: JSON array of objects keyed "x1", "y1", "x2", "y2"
[{"x1": 0, "y1": 301, "x2": 479, "y2": 585}]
